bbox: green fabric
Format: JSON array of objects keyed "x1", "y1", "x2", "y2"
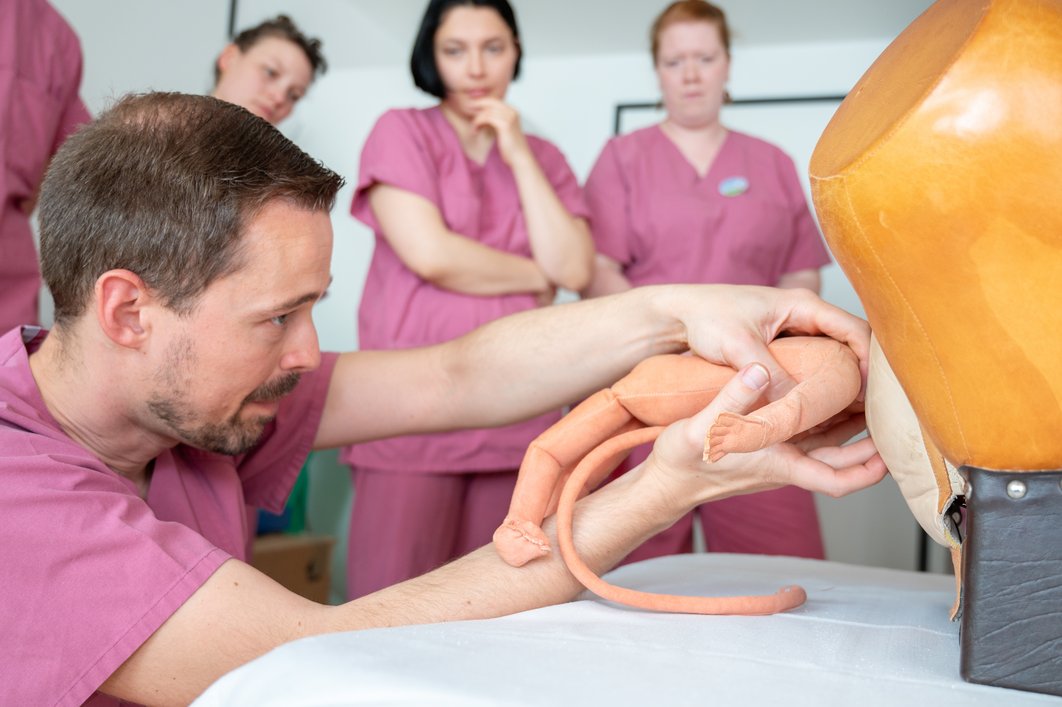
[{"x1": 285, "y1": 459, "x2": 310, "y2": 534}]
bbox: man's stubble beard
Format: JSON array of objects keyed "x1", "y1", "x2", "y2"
[{"x1": 146, "y1": 336, "x2": 301, "y2": 455}]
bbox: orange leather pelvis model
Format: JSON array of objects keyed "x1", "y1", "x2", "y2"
[{"x1": 810, "y1": 0, "x2": 1062, "y2": 475}]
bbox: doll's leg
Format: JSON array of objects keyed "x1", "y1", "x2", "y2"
[
  {"x1": 495, "y1": 389, "x2": 640, "y2": 567},
  {"x1": 706, "y1": 340, "x2": 860, "y2": 461},
  {"x1": 455, "y1": 469, "x2": 519, "y2": 557}
]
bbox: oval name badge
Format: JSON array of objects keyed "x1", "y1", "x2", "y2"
[{"x1": 718, "y1": 176, "x2": 749, "y2": 197}]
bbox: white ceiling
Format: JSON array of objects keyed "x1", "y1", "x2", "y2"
[{"x1": 287, "y1": 0, "x2": 937, "y2": 70}]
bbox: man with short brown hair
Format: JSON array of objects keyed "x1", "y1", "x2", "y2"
[{"x1": 0, "y1": 91, "x2": 883, "y2": 705}]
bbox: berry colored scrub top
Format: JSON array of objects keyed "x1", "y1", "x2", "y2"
[
  {"x1": 584, "y1": 125, "x2": 830, "y2": 287},
  {"x1": 0, "y1": 0, "x2": 92, "y2": 331},
  {"x1": 344, "y1": 106, "x2": 589, "y2": 473},
  {"x1": 0, "y1": 327, "x2": 338, "y2": 706}
]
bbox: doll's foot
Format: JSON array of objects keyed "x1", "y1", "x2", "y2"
[
  {"x1": 705, "y1": 412, "x2": 769, "y2": 461},
  {"x1": 493, "y1": 518, "x2": 552, "y2": 567}
]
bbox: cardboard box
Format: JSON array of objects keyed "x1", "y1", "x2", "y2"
[{"x1": 251, "y1": 533, "x2": 335, "y2": 604}]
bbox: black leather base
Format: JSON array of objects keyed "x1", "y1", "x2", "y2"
[{"x1": 959, "y1": 466, "x2": 1062, "y2": 696}]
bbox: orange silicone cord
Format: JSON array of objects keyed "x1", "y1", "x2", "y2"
[{"x1": 556, "y1": 426, "x2": 807, "y2": 615}]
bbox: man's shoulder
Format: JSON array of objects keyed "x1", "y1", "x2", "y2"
[
  {"x1": 0, "y1": 328, "x2": 122, "y2": 481},
  {"x1": 0, "y1": 325, "x2": 37, "y2": 362},
  {"x1": 0, "y1": 390, "x2": 103, "y2": 473},
  {"x1": 0, "y1": 327, "x2": 56, "y2": 445}
]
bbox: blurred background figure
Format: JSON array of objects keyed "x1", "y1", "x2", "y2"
[
  {"x1": 210, "y1": 14, "x2": 328, "y2": 551},
  {"x1": 211, "y1": 14, "x2": 326, "y2": 125},
  {"x1": 342, "y1": 0, "x2": 593, "y2": 599},
  {"x1": 1, "y1": 0, "x2": 91, "y2": 333},
  {"x1": 582, "y1": 0, "x2": 832, "y2": 564}
]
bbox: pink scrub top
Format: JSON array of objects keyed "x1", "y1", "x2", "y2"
[
  {"x1": 585, "y1": 125, "x2": 830, "y2": 287},
  {"x1": 0, "y1": 0, "x2": 92, "y2": 331},
  {"x1": 343, "y1": 106, "x2": 589, "y2": 473},
  {"x1": 0, "y1": 326, "x2": 338, "y2": 706}
]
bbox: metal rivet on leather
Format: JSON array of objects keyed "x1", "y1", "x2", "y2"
[{"x1": 1006, "y1": 479, "x2": 1027, "y2": 499}]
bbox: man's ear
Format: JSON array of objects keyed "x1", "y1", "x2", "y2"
[{"x1": 94, "y1": 270, "x2": 153, "y2": 349}]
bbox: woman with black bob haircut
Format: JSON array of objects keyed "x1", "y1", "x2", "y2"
[
  {"x1": 341, "y1": 0, "x2": 594, "y2": 600},
  {"x1": 411, "y1": 0, "x2": 522, "y2": 97}
]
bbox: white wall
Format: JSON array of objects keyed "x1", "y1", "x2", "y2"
[
  {"x1": 52, "y1": 0, "x2": 229, "y2": 114},
  {"x1": 46, "y1": 4, "x2": 950, "y2": 601}
]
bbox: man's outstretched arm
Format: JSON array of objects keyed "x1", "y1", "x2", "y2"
[
  {"x1": 313, "y1": 285, "x2": 871, "y2": 449},
  {"x1": 102, "y1": 363, "x2": 885, "y2": 704}
]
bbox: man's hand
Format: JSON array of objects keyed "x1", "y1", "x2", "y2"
[
  {"x1": 670, "y1": 285, "x2": 871, "y2": 402},
  {"x1": 644, "y1": 361, "x2": 887, "y2": 513}
]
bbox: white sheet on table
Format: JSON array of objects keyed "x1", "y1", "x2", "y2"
[{"x1": 193, "y1": 554, "x2": 1059, "y2": 706}]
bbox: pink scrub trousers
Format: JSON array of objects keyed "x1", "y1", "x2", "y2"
[
  {"x1": 347, "y1": 467, "x2": 518, "y2": 599},
  {"x1": 622, "y1": 484, "x2": 825, "y2": 564}
]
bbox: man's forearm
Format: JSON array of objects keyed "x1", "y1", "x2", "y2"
[
  {"x1": 326, "y1": 462, "x2": 681, "y2": 629},
  {"x1": 316, "y1": 284, "x2": 869, "y2": 448},
  {"x1": 102, "y1": 461, "x2": 685, "y2": 705},
  {"x1": 439, "y1": 286, "x2": 691, "y2": 429}
]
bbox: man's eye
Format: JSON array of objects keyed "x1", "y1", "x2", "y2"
[{"x1": 271, "y1": 314, "x2": 289, "y2": 326}]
